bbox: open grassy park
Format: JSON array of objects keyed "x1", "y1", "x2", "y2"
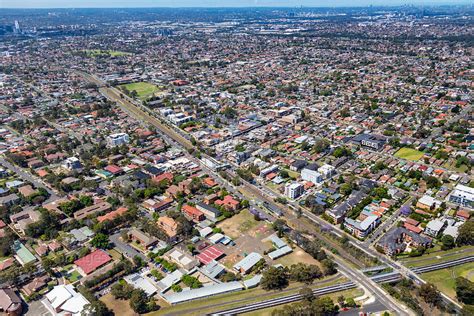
[
  {"x1": 421, "y1": 261, "x2": 474, "y2": 301},
  {"x1": 119, "y1": 82, "x2": 162, "y2": 101},
  {"x1": 83, "y1": 49, "x2": 131, "y2": 57},
  {"x1": 394, "y1": 147, "x2": 424, "y2": 161}
]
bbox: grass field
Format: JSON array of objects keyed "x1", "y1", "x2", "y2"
[
  {"x1": 84, "y1": 49, "x2": 131, "y2": 57},
  {"x1": 421, "y1": 262, "x2": 474, "y2": 301},
  {"x1": 443, "y1": 161, "x2": 469, "y2": 173},
  {"x1": 119, "y1": 82, "x2": 161, "y2": 101},
  {"x1": 401, "y1": 246, "x2": 474, "y2": 268},
  {"x1": 394, "y1": 147, "x2": 424, "y2": 161}
]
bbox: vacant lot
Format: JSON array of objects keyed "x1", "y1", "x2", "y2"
[
  {"x1": 119, "y1": 82, "x2": 161, "y2": 101},
  {"x1": 421, "y1": 261, "x2": 474, "y2": 300},
  {"x1": 274, "y1": 245, "x2": 321, "y2": 268},
  {"x1": 100, "y1": 293, "x2": 137, "y2": 316},
  {"x1": 217, "y1": 209, "x2": 265, "y2": 239},
  {"x1": 394, "y1": 148, "x2": 424, "y2": 161}
]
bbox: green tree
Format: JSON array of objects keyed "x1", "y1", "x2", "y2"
[
  {"x1": 111, "y1": 282, "x2": 134, "y2": 299},
  {"x1": 456, "y1": 277, "x2": 474, "y2": 305},
  {"x1": 299, "y1": 287, "x2": 314, "y2": 302},
  {"x1": 261, "y1": 266, "x2": 289, "y2": 290},
  {"x1": 457, "y1": 221, "x2": 474, "y2": 246},
  {"x1": 129, "y1": 289, "x2": 149, "y2": 314},
  {"x1": 289, "y1": 263, "x2": 322, "y2": 284},
  {"x1": 460, "y1": 305, "x2": 474, "y2": 316},
  {"x1": 90, "y1": 233, "x2": 110, "y2": 249},
  {"x1": 418, "y1": 283, "x2": 441, "y2": 307},
  {"x1": 441, "y1": 235, "x2": 455, "y2": 250},
  {"x1": 321, "y1": 259, "x2": 337, "y2": 276}
]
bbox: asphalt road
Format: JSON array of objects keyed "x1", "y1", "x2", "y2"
[{"x1": 0, "y1": 157, "x2": 59, "y2": 201}]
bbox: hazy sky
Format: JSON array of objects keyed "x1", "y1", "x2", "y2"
[{"x1": 2, "y1": 0, "x2": 471, "y2": 8}]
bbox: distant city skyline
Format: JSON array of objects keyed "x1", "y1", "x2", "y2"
[{"x1": 2, "y1": 0, "x2": 472, "y2": 9}]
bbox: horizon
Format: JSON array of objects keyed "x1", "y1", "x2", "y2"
[{"x1": 2, "y1": 0, "x2": 472, "y2": 9}]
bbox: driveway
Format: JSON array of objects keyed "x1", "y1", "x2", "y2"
[
  {"x1": 25, "y1": 300, "x2": 52, "y2": 316},
  {"x1": 110, "y1": 231, "x2": 147, "y2": 261}
]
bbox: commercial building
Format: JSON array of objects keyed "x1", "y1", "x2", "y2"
[
  {"x1": 449, "y1": 184, "x2": 474, "y2": 209},
  {"x1": 317, "y1": 164, "x2": 336, "y2": 179},
  {"x1": 124, "y1": 273, "x2": 157, "y2": 297},
  {"x1": 344, "y1": 214, "x2": 380, "y2": 238},
  {"x1": 196, "y1": 202, "x2": 221, "y2": 219}
]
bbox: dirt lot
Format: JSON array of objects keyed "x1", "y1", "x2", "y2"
[
  {"x1": 273, "y1": 245, "x2": 321, "y2": 268},
  {"x1": 217, "y1": 210, "x2": 274, "y2": 269},
  {"x1": 217, "y1": 209, "x2": 269, "y2": 239},
  {"x1": 100, "y1": 293, "x2": 137, "y2": 316}
]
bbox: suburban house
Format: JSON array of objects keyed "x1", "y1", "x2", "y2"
[{"x1": 0, "y1": 288, "x2": 22, "y2": 316}]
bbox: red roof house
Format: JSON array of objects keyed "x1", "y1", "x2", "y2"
[{"x1": 74, "y1": 249, "x2": 112, "y2": 275}]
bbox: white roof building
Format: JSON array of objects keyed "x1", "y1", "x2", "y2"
[
  {"x1": 43, "y1": 284, "x2": 89, "y2": 316},
  {"x1": 124, "y1": 273, "x2": 157, "y2": 297},
  {"x1": 164, "y1": 281, "x2": 243, "y2": 305},
  {"x1": 233, "y1": 252, "x2": 263, "y2": 274}
]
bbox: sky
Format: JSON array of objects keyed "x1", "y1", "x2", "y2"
[{"x1": 2, "y1": 0, "x2": 471, "y2": 9}]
